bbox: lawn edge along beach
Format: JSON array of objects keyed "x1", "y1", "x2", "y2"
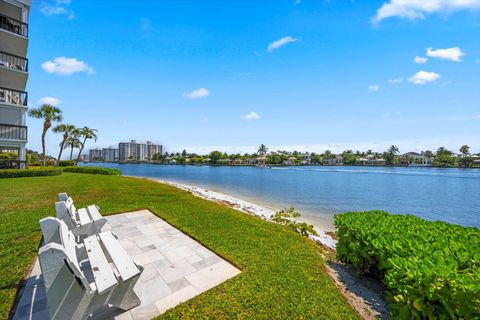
[{"x1": 0, "y1": 173, "x2": 359, "y2": 319}]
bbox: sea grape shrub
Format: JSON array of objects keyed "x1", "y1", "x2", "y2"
[
  {"x1": 334, "y1": 211, "x2": 480, "y2": 319},
  {"x1": 58, "y1": 160, "x2": 75, "y2": 167},
  {"x1": 271, "y1": 207, "x2": 318, "y2": 237},
  {"x1": 62, "y1": 166, "x2": 121, "y2": 175}
]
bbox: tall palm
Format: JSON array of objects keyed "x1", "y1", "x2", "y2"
[
  {"x1": 75, "y1": 127, "x2": 98, "y2": 164},
  {"x1": 28, "y1": 104, "x2": 63, "y2": 166},
  {"x1": 388, "y1": 145, "x2": 399, "y2": 155},
  {"x1": 258, "y1": 144, "x2": 268, "y2": 156},
  {"x1": 65, "y1": 132, "x2": 81, "y2": 160},
  {"x1": 52, "y1": 124, "x2": 76, "y2": 165}
]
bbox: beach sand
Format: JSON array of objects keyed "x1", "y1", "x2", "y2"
[{"x1": 147, "y1": 178, "x2": 338, "y2": 250}]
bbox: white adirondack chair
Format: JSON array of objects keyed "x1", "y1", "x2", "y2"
[
  {"x1": 38, "y1": 217, "x2": 143, "y2": 320},
  {"x1": 55, "y1": 192, "x2": 106, "y2": 237}
]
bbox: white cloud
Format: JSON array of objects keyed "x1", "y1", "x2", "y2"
[
  {"x1": 408, "y1": 70, "x2": 440, "y2": 84},
  {"x1": 368, "y1": 85, "x2": 380, "y2": 92},
  {"x1": 388, "y1": 78, "x2": 403, "y2": 84},
  {"x1": 40, "y1": 0, "x2": 74, "y2": 19},
  {"x1": 242, "y1": 111, "x2": 261, "y2": 121},
  {"x1": 38, "y1": 97, "x2": 61, "y2": 106},
  {"x1": 184, "y1": 88, "x2": 210, "y2": 99},
  {"x1": 414, "y1": 56, "x2": 428, "y2": 64},
  {"x1": 41, "y1": 57, "x2": 95, "y2": 75},
  {"x1": 373, "y1": 0, "x2": 480, "y2": 23},
  {"x1": 426, "y1": 47, "x2": 465, "y2": 62},
  {"x1": 267, "y1": 36, "x2": 298, "y2": 52}
]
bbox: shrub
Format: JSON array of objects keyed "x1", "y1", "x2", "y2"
[
  {"x1": 271, "y1": 207, "x2": 318, "y2": 237},
  {"x1": 57, "y1": 160, "x2": 76, "y2": 167},
  {"x1": 0, "y1": 167, "x2": 62, "y2": 178},
  {"x1": 335, "y1": 211, "x2": 480, "y2": 319},
  {"x1": 62, "y1": 166, "x2": 121, "y2": 176}
]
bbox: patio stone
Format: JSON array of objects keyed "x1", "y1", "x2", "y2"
[{"x1": 11, "y1": 209, "x2": 240, "y2": 320}]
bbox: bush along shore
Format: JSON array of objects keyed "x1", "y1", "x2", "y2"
[
  {"x1": 0, "y1": 166, "x2": 121, "y2": 178},
  {"x1": 335, "y1": 211, "x2": 480, "y2": 319}
]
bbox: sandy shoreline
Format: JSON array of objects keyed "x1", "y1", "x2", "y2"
[{"x1": 144, "y1": 177, "x2": 338, "y2": 249}]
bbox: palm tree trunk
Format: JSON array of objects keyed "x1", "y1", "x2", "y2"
[
  {"x1": 75, "y1": 137, "x2": 87, "y2": 165},
  {"x1": 56, "y1": 138, "x2": 66, "y2": 166},
  {"x1": 70, "y1": 146, "x2": 74, "y2": 160},
  {"x1": 41, "y1": 127, "x2": 47, "y2": 166}
]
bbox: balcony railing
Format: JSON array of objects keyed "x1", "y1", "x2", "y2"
[
  {"x1": 0, "y1": 13, "x2": 28, "y2": 37},
  {"x1": 0, "y1": 123, "x2": 27, "y2": 141},
  {"x1": 0, "y1": 51, "x2": 28, "y2": 72},
  {"x1": 0, "y1": 87, "x2": 27, "y2": 106}
]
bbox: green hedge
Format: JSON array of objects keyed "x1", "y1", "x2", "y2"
[
  {"x1": 0, "y1": 167, "x2": 63, "y2": 178},
  {"x1": 58, "y1": 160, "x2": 76, "y2": 167},
  {"x1": 62, "y1": 166, "x2": 121, "y2": 176},
  {"x1": 334, "y1": 211, "x2": 480, "y2": 319}
]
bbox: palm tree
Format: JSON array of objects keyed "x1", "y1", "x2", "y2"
[
  {"x1": 386, "y1": 145, "x2": 400, "y2": 166},
  {"x1": 258, "y1": 144, "x2": 268, "y2": 156},
  {"x1": 65, "y1": 129, "x2": 81, "y2": 160},
  {"x1": 28, "y1": 104, "x2": 63, "y2": 166},
  {"x1": 52, "y1": 124, "x2": 76, "y2": 165},
  {"x1": 75, "y1": 127, "x2": 98, "y2": 164},
  {"x1": 388, "y1": 145, "x2": 399, "y2": 155}
]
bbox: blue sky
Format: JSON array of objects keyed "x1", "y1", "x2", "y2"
[{"x1": 27, "y1": 0, "x2": 480, "y2": 156}]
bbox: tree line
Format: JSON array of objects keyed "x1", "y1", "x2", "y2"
[{"x1": 154, "y1": 144, "x2": 479, "y2": 168}]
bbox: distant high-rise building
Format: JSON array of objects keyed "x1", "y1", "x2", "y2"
[
  {"x1": 102, "y1": 147, "x2": 118, "y2": 162},
  {"x1": 0, "y1": 0, "x2": 30, "y2": 169},
  {"x1": 89, "y1": 148, "x2": 102, "y2": 161},
  {"x1": 118, "y1": 142, "x2": 131, "y2": 161},
  {"x1": 147, "y1": 141, "x2": 162, "y2": 160},
  {"x1": 136, "y1": 142, "x2": 147, "y2": 161},
  {"x1": 118, "y1": 140, "x2": 162, "y2": 161}
]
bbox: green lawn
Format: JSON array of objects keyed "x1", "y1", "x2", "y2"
[{"x1": 0, "y1": 173, "x2": 359, "y2": 319}]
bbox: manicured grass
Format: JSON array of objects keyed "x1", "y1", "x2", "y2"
[{"x1": 0, "y1": 173, "x2": 358, "y2": 319}]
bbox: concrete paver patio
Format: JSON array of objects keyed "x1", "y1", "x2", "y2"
[{"x1": 12, "y1": 210, "x2": 241, "y2": 320}]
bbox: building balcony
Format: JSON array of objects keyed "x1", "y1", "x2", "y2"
[
  {"x1": 0, "y1": 13, "x2": 28, "y2": 57},
  {"x1": 0, "y1": 12, "x2": 27, "y2": 37},
  {"x1": 0, "y1": 51, "x2": 28, "y2": 89},
  {"x1": 0, "y1": 87, "x2": 27, "y2": 107},
  {"x1": 0, "y1": 123, "x2": 27, "y2": 141}
]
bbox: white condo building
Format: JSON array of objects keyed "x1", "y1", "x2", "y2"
[
  {"x1": 0, "y1": 0, "x2": 29, "y2": 169},
  {"x1": 118, "y1": 140, "x2": 162, "y2": 162},
  {"x1": 102, "y1": 147, "x2": 118, "y2": 162}
]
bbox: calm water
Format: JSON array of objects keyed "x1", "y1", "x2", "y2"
[{"x1": 85, "y1": 163, "x2": 480, "y2": 230}]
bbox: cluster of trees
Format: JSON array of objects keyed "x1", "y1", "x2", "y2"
[
  {"x1": 157, "y1": 144, "x2": 479, "y2": 168},
  {"x1": 27, "y1": 104, "x2": 98, "y2": 166}
]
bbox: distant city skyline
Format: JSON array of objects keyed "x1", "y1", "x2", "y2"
[{"x1": 26, "y1": 1, "x2": 480, "y2": 156}]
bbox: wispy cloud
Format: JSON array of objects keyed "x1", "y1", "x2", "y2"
[
  {"x1": 267, "y1": 36, "x2": 299, "y2": 52},
  {"x1": 37, "y1": 97, "x2": 61, "y2": 106},
  {"x1": 372, "y1": 0, "x2": 480, "y2": 23},
  {"x1": 242, "y1": 111, "x2": 261, "y2": 121},
  {"x1": 140, "y1": 18, "x2": 152, "y2": 36},
  {"x1": 41, "y1": 57, "x2": 95, "y2": 75},
  {"x1": 184, "y1": 88, "x2": 210, "y2": 99},
  {"x1": 408, "y1": 70, "x2": 440, "y2": 84},
  {"x1": 388, "y1": 78, "x2": 403, "y2": 84},
  {"x1": 40, "y1": 0, "x2": 75, "y2": 19},
  {"x1": 426, "y1": 47, "x2": 465, "y2": 62},
  {"x1": 368, "y1": 84, "x2": 380, "y2": 92},
  {"x1": 414, "y1": 56, "x2": 428, "y2": 64}
]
